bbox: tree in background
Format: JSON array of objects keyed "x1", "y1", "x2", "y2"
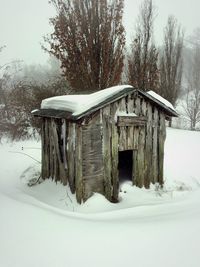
[
  {"x1": 158, "y1": 15, "x2": 184, "y2": 106},
  {"x1": 182, "y1": 30, "x2": 200, "y2": 130},
  {"x1": 0, "y1": 60, "x2": 69, "y2": 141},
  {"x1": 44, "y1": 0, "x2": 125, "y2": 93},
  {"x1": 127, "y1": 0, "x2": 159, "y2": 92}
]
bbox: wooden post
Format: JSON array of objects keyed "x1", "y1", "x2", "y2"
[
  {"x1": 44, "y1": 118, "x2": 50, "y2": 179},
  {"x1": 144, "y1": 102, "x2": 153, "y2": 188},
  {"x1": 41, "y1": 118, "x2": 46, "y2": 179},
  {"x1": 51, "y1": 119, "x2": 67, "y2": 185},
  {"x1": 157, "y1": 112, "x2": 166, "y2": 186},
  {"x1": 152, "y1": 108, "x2": 158, "y2": 184},
  {"x1": 68, "y1": 122, "x2": 76, "y2": 193},
  {"x1": 110, "y1": 102, "x2": 119, "y2": 202},
  {"x1": 118, "y1": 98, "x2": 127, "y2": 151},
  {"x1": 75, "y1": 124, "x2": 83, "y2": 203},
  {"x1": 134, "y1": 97, "x2": 145, "y2": 187},
  {"x1": 127, "y1": 94, "x2": 134, "y2": 150},
  {"x1": 49, "y1": 120, "x2": 54, "y2": 180},
  {"x1": 102, "y1": 106, "x2": 112, "y2": 201}
]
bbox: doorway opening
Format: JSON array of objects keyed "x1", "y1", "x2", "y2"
[{"x1": 118, "y1": 150, "x2": 133, "y2": 184}]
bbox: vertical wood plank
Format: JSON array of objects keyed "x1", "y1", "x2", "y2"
[
  {"x1": 135, "y1": 127, "x2": 145, "y2": 187},
  {"x1": 110, "y1": 102, "x2": 119, "y2": 202},
  {"x1": 41, "y1": 118, "x2": 46, "y2": 179},
  {"x1": 133, "y1": 149, "x2": 139, "y2": 186},
  {"x1": 45, "y1": 118, "x2": 50, "y2": 179},
  {"x1": 118, "y1": 98, "x2": 127, "y2": 151},
  {"x1": 51, "y1": 119, "x2": 67, "y2": 185},
  {"x1": 68, "y1": 122, "x2": 76, "y2": 193},
  {"x1": 127, "y1": 94, "x2": 134, "y2": 150},
  {"x1": 82, "y1": 122, "x2": 104, "y2": 201},
  {"x1": 152, "y1": 108, "x2": 158, "y2": 184},
  {"x1": 133, "y1": 95, "x2": 144, "y2": 186},
  {"x1": 102, "y1": 106, "x2": 112, "y2": 201},
  {"x1": 141, "y1": 99, "x2": 148, "y2": 188},
  {"x1": 75, "y1": 124, "x2": 83, "y2": 203},
  {"x1": 49, "y1": 120, "x2": 54, "y2": 180},
  {"x1": 144, "y1": 102, "x2": 153, "y2": 187},
  {"x1": 157, "y1": 112, "x2": 166, "y2": 186}
]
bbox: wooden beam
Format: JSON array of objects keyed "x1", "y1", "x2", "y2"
[{"x1": 117, "y1": 116, "x2": 147, "y2": 127}]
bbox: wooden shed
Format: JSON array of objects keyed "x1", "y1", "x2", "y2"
[{"x1": 32, "y1": 85, "x2": 177, "y2": 203}]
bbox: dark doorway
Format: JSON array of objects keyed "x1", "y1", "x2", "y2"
[{"x1": 118, "y1": 150, "x2": 133, "y2": 183}]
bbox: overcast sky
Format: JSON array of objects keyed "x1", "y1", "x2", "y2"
[{"x1": 0, "y1": 0, "x2": 199, "y2": 66}]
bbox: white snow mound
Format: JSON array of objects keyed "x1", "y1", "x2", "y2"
[{"x1": 41, "y1": 85, "x2": 133, "y2": 116}]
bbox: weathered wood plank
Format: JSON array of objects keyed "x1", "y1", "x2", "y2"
[
  {"x1": 133, "y1": 150, "x2": 139, "y2": 186},
  {"x1": 110, "y1": 102, "x2": 119, "y2": 202},
  {"x1": 118, "y1": 98, "x2": 127, "y2": 151},
  {"x1": 68, "y1": 122, "x2": 75, "y2": 193},
  {"x1": 49, "y1": 120, "x2": 54, "y2": 180},
  {"x1": 82, "y1": 116, "x2": 104, "y2": 202},
  {"x1": 51, "y1": 119, "x2": 67, "y2": 185},
  {"x1": 102, "y1": 106, "x2": 112, "y2": 201},
  {"x1": 127, "y1": 94, "x2": 134, "y2": 150},
  {"x1": 157, "y1": 112, "x2": 166, "y2": 186},
  {"x1": 135, "y1": 95, "x2": 141, "y2": 115},
  {"x1": 61, "y1": 119, "x2": 68, "y2": 172},
  {"x1": 75, "y1": 124, "x2": 83, "y2": 203},
  {"x1": 133, "y1": 97, "x2": 146, "y2": 187},
  {"x1": 152, "y1": 107, "x2": 158, "y2": 184},
  {"x1": 133, "y1": 127, "x2": 139, "y2": 150},
  {"x1": 41, "y1": 118, "x2": 46, "y2": 179},
  {"x1": 144, "y1": 102, "x2": 153, "y2": 187},
  {"x1": 117, "y1": 116, "x2": 147, "y2": 127},
  {"x1": 141, "y1": 99, "x2": 149, "y2": 188},
  {"x1": 136, "y1": 127, "x2": 145, "y2": 187},
  {"x1": 135, "y1": 98, "x2": 147, "y2": 187},
  {"x1": 44, "y1": 118, "x2": 50, "y2": 179}
]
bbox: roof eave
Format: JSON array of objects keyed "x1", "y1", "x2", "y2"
[
  {"x1": 72, "y1": 87, "x2": 135, "y2": 120},
  {"x1": 32, "y1": 86, "x2": 135, "y2": 121},
  {"x1": 138, "y1": 90, "x2": 178, "y2": 117}
]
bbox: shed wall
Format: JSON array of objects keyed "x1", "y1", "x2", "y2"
[
  {"x1": 98, "y1": 91, "x2": 166, "y2": 202},
  {"x1": 41, "y1": 91, "x2": 166, "y2": 203}
]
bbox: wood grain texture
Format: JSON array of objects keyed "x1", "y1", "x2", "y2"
[
  {"x1": 110, "y1": 102, "x2": 119, "y2": 202},
  {"x1": 102, "y1": 106, "x2": 112, "y2": 201},
  {"x1": 157, "y1": 112, "x2": 166, "y2": 186},
  {"x1": 117, "y1": 116, "x2": 147, "y2": 127},
  {"x1": 75, "y1": 124, "x2": 83, "y2": 203},
  {"x1": 82, "y1": 115, "x2": 104, "y2": 202},
  {"x1": 68, "y1": 122, "x2": 76, "y2": 193}
]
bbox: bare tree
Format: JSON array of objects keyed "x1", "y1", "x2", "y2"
[
  {"x1": 158, "y1": 16, "x2": 184, "y2": 106},
  {"x1": 44, "y1": 0, "x2": 125, "y2": 93},
  {"x1": 127, "y1": 0, "x2": 159, "y2": 91},
  {"x1": 183, "y1": 44, "x2": 200, "y2": 130},
  {"x1": 185, "y1": 27, "x2": 200, "y2": 47}
]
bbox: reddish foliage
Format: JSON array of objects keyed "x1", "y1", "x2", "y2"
[{"x1": 44, "y1": 0, "x2": 125, "y2": 93}]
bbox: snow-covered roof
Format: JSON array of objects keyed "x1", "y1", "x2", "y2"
[
  {"x1": 40, "y1": 85, "x2": 134, "y2": 119},
  {"x1": 147, "y1": 91, "x2": 175, "y2": 112},
  {"x1": 32, "y1": 85, "x2": 178, "y2": 120}
]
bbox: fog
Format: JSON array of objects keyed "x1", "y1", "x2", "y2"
[{"x1": 0, "y1": 0, "x2": 199, "y2": 65}]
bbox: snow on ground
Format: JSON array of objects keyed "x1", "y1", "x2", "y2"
[
  {"x1": 0, "y1": 128, "x2": 200, "y2": 267},
  {"x1": 171, "y1": 97, "x2": 200, "y2": 130}
]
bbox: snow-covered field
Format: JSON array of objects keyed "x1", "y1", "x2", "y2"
[{"x1": 0, "y1": 128, "x2": 200, "y2": 267}]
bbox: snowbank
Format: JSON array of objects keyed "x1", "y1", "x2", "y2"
[{"x1": 0, "y1": 128, "x2": 200, "y2": 267}]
